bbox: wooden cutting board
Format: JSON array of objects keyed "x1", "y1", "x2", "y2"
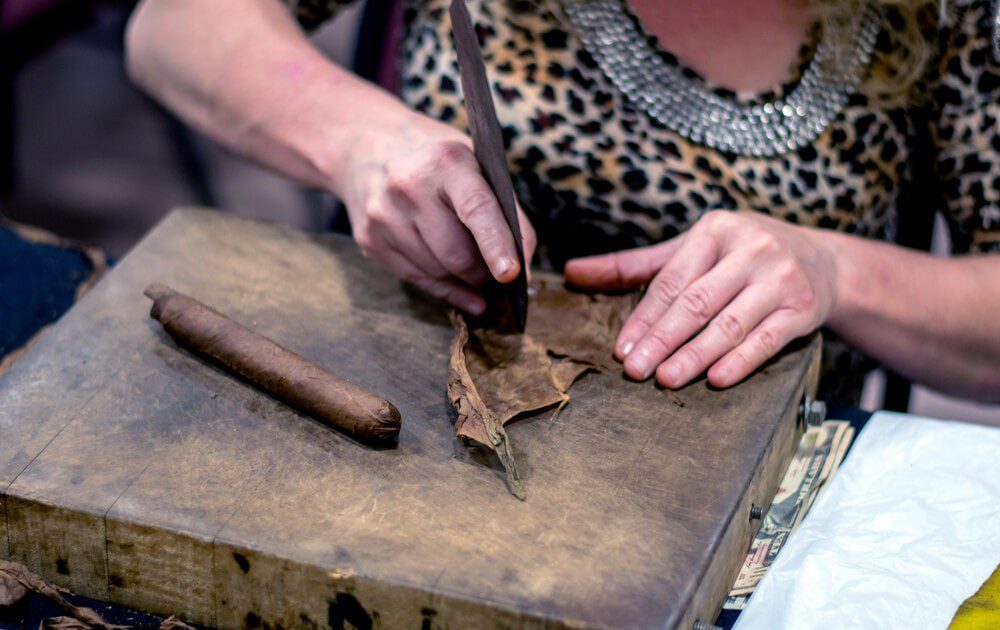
[{"x1": 0, "y1": 208, "x2": 820, "y2": 629}]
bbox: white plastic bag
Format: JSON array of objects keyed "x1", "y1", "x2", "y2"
[{"x1": 735, "y1": 411, "x2": 1000, "y2": 629}]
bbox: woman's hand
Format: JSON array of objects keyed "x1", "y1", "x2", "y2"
[
  {"x1": 565, "y1": 211, "x2": 838, "y2": 389},
  {"x1": 126, "y1": 0, "x2": 534, "y2": 317},
  {"x1": 335, "y1": 110, "x2": 536, "y2": 316}
]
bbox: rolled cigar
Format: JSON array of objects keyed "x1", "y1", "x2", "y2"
[{"x1": 144, "y1": 283, "x2": 401, "y2": 444}]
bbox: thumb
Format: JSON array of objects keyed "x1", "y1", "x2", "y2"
[{"x1": 564, "y1": 237, "x2": 684, "y2": 290}]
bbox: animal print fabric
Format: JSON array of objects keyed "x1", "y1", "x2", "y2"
[{"x1": 283, "y1": 0, "x2": 1000, "y2": 400}]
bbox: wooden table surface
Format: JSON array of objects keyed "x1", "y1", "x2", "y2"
[{"x1": 0, "y1": 208, "x2": 820, "y2": 629}]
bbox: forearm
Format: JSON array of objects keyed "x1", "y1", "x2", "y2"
[
  {"x1": 822, "y1": 231, "x2": 1000, "y2": 401},
  {"x1": 125, "y1": 0, "x2": 407, "y2": 195}
]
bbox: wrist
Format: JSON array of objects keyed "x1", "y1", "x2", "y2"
[{"x1": 810, "y1": 228, "x2": 866, "y2": 330}]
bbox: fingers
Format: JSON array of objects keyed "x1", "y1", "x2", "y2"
[
  {"x1": 614, "y1": 233, "x2": 722, "y2": 364},
  {"x1": 411, "y1": 206, "x2": 492, "y2": 288},
  {"x1": 653, "y1": 284, "x2": 781, "y2": 388},
  {"x1": 564, "y1": 237, "x2": 686, "y2": 291},
  {"x1": 438, "y1": 151, "x2": 521, "y2": 284},
  {"x1": 621, "y1": 251, "x2": 749, "y2": 379},
  {"x1": 378, "y1": 229, "x2": 486, "y2": 315},
  {"x1": 708, "y1": 308, "x2": 807, "y2": 387}
]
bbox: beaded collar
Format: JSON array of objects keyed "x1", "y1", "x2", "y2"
[{"x1": 562, "y1": 0, "x2": 880, "y2": 157}]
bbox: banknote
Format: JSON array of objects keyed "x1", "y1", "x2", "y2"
[{"x1": 723, "y1": 419, "x2": 855, "y2": 609}]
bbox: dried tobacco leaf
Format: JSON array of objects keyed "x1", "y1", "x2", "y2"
[
  {"x1": 0, "y1": 560, "x2": 193, "y2": 630},
  {"x1": 0, "y1": 561, "x2": 28, "y2": 606},
  {"x1": 448, "y1": 280, "x2": 640, "y2": 498},
  {"x1": 41, "y1": 617, "x2": 93, "y2": 630}
]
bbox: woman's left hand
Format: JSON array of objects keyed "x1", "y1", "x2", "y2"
[{"x1": 565, "y1": 210, "x2": 839, "y2": 389}]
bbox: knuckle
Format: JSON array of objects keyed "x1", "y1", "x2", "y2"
[
  {"x1": 649, "y1": 273, "x2": 684, "y2": 305},
  {"x1": 631, "y1": 307, "x2": 659, "y2": 328},
  {"x1": 455, "y1": 190, "x2": 498, "y2": 224},
  {"x1": 790, "y1": 287, "x2": 819, "y2": 315},
  {"x1": 434, "y1": 142, "x2": 470, "y2": 170},
  {"x1": 409, "y1": 274, "x2": 439, "y2": 293},
  {"x1": 774, "y1": 258, "x2": 802, "y2": 283},
  {"x1": 702, "y1": 209, "x2": 734, "y2": 233},
  {"x1": 645, "y1": 326, "x2": 674, "y2": 352},
  {"x1": 385, "y1": 169, "x2": 416, "y2": 195},
  {"x1": 384, "y1": 170, "x2": 418, "y2": 197},
  {"x1": 364, "y1": 202, "x2": 392, "y2": 229},
  {"x1": 440, "y1": 249, "x2": 478, "y2": 275},
  {"x1": 703, "y1": 209, "x2": 728, "y2": 225},
  {"x1": 749, "y1": 231, "x2": 780, "y2": 255},
  {"x1": 679, "y1": 286, "x2": 713, "y2": 320},
  {"x1": 679, "y1": 344, "x2": 705, "y2": 370},
  {"x1": 714, "y1": 312, "x2": 745, "y2": 343},
  {"x1": 728, "y1": 348, "x2": 751, "y2": 372},
  {"x1": 754, "y1": 329, "x2": 779, "y2": 357}
]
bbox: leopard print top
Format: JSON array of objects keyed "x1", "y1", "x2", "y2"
[{"x1": 285, "y1": 0, "x2": 1000, "y2": 400}]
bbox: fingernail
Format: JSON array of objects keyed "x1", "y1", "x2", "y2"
[
  {"x1": 664, "y1": 362, "x2": 680, "y2": 385},
  {"x1": 716, "y1": 365, "x2": 730, "y2": 386},
  {"x1": 627, "y1": 348, "x2": 650, "y2": 379},
  {"x1": 495, "y1": 257, "x2": 514, "y2": 279},
  {"x1": 621, "y1": 342, "x2": 635, "y2": 356}
]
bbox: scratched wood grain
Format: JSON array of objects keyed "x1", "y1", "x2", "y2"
[{"x1": 0, "y1": 208, "x2": 819, "y2": 628}]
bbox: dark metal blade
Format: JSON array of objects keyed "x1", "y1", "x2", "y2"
[{"x1": 449, "y1": 0, "x2": 528, "y2": 332}]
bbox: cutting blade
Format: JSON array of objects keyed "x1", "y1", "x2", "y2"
[{"x1": 449, "y1": 0, "x2": 528, "y2": 332}]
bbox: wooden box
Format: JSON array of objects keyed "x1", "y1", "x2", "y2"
[{"x1": 0, "y1": 209, "x2": 819, "y2": 628}]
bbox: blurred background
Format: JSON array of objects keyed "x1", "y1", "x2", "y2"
[{"x1": 1, "y1": 0, "x2": 997, "y2": 423}]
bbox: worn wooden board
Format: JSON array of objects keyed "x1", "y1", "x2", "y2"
[{"x1": 0, "y1": 208, "x2": 820, "y2": 629}]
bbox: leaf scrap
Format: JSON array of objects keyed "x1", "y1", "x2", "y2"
[
  {"x1": 448, "y1": 280, "x2": 639, "y2": 498},
  {"x1": 0, "y1": 560, "x2": 193, "y2": 630}
]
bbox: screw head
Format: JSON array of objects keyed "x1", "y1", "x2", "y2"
[{"x1": 806, "y1": 399, "x2": 827, "y2": 427}]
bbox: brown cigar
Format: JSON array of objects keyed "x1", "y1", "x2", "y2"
[{"x1": 144, "y1": 283, "x2": 401, "y2": 445}]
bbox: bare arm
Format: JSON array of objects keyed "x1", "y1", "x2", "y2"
[
  {"x1": 126, "y1": 0, "x2": 536, "y2": 313},
  {"x1": 825, "y1": 233, "x2": 1000, "y2": 400},
  {"x1": 126, "y1": 0, "x2": 369, "y2": 190}
]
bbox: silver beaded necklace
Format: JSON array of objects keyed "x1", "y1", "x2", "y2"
[
  {"x1": 993, "y1": 0, "x2": 1000, "y2": 62},
  {"x1": 562, "y1": 0, "x2": 881, "y2": 157}
]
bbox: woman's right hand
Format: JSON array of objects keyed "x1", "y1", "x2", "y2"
[
  {"x1": 126, "y1": 0, "x2": 533, "y2": 315},
  {"x1": 333, "y1": 109, "x2": 536, "y2": 315}
]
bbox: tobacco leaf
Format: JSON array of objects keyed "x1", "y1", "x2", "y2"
[
  {"x1": 448, "y1": 280, "x2": 639, "y2": 498},
  {"x1": 0, "y1": 562, "x2": 29, "y2": 606},
  {"x1": 0, "y1": 560, "x2": 193, "y2": 630},
  {"x1": 41, "y1": 617, "x2": 94, "y2": 630}
]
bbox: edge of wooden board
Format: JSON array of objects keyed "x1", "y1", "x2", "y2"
[
  {"x1": 4, "y1": 490, "x2": 589, "y2": 628},
  {"x1": 5, "y1": 494, "x2": 110, "y2": 601},
  {"x1": 678, "y1": 333, "x2": 822, "y2": 629}
]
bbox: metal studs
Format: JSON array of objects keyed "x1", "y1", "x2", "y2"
[
  {"x1": 799, "y1": 393, "x2": 828, "y2": 428},
  {"x1": 993, "y1": 0, "x2": 1000, "y2": 63},
  {"x1": 806, "y1": 399, "x2": 828, "y2": 427},
  {"x1": 563, "y1": 0, "x2": 880, "y2": 157}
]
